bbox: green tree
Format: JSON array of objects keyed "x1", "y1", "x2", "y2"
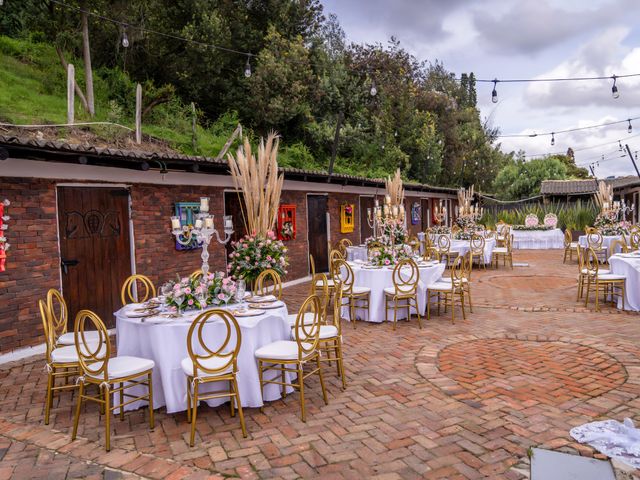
[{"x1": 493, "y1": 157, "x2": 568, "y2": 200}]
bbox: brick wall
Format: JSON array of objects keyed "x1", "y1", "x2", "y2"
[
  {"x1": 0, "y1": 178, "x2": 60, "y2": 351},
  {"x1": 328, "y1": 193, "x2": 361, "y2": 248}
]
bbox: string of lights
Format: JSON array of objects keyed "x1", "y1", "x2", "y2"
[
  {"x1": 43, "y1": 0, "x2": 640, "y2": 102},
  {"x1": 496, "y1": 116, "x2": 638, "y2": 141},
  {"x1": 524, "y1": 132, "x2": 640, "y2": 158}
]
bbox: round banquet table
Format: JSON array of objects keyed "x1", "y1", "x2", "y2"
[
  {"x1": 417, "y1": 233, "x2": 496, "y2": 263},
  {"x1": 511, "y1": 229, "x2": 564, "y2": 249},
  {"x1": 115, "y1": 303, "x2": 294, "y2": 413},
  {"x1": 342, "y1": 261, "x2": 446, "y2": 323},
  {"x1": 346, "y1": 245, "x2": 368, "y2": 262},
  {"x1": 578, "y1": 235, "x2": 624, "y2": 257},
  {"x1": 608, "y1": 252, "x2": 640, "y2": 311}
]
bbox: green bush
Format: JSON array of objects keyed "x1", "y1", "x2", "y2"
[{"x1": 479, "y1": 201, "x2": 597, "y2": 231}]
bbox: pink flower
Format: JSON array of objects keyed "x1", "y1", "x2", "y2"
[
  {"x1": 217, "y1": 293, "x2": 225, "y2": 300},
  {"x1": 266, "y1": 255, "x2": 272, "y2": 261},
  {"x1": 384, "y1": 259, "x2": 390, "y2": 265},
  {"x1": 184, "y1": 287, "x2": 191, "y2": 294},
  {"x1": 187, "y1": 299, "x2": 194, "y2": 305},
  {"x1": 245, "y1": 256, "x2": 250, "y2": 261}
]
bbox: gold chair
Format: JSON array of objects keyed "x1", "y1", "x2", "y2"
[
  {"x1": 586, "y1": 232, "x2": 608, "y2": 263},
  {"x1": 183, "y1": 310, "x2": 246, "y2": 446},
  {"x1": 469, "y1": 234, "x2": 486, "y2": 269},
  {"x1": 337, "y1": 238, "x2": 352, "y2": 256},
  {"x1": 630, "y1": 231, "x2": 640, "y2": 250},
  {"x1": 255, "y1": 269, "x2": 283, "y2": 299},
  {"x1": 438, "y1": 252, "x2": 474, "y2": 313},
  {"x1": 422, "y1": 234, "x2": 436, "y2": 260},
  {"x1": 383, "y1": 258, "x2": 422, "y2": 330},
  {"x1": 190, "y1": 269, "x2": 204, "y2": 281},
  {"x1": 121, "y1": 274, "x2": 156, "y2": 305},
  {"x1": 366, "y1": 241, "x2": 383, "y2": 261},
  {"x1": 426, "y1": 255, "x2": 467, "y2": 324},
  {"x1": 585, "y1": 226, "x2": 598, "y2": 235},
  {"x1": 496, "y1": 224, "x2": 510, "y2": 247},
  {"x1": 71, "y1": 310, "x2": 154, "y2": 451},
  {"x1": 492, "y1": 233, "x2": 513, "y2": 269},
  {"x1": 610, "y1": 238, "x2": 629, "y2": 255},
  {"x1": 407, "y1": 235, "x2": 421, "y2": 254},
  {"x1": 40, "y1": 299, "x2": 80, "y2": 425},
  {"x1": 563, "y1": 229, "x2": 579, "y2": 263},
  {"x1": 435, "y1": 235, "x2": 457, "y2": 265},
  {"x1": 329, "y1": 249, "x2": 344, "y2": 271},
  {"x1": 255, "y1": 295, "x2": 328, "y2": 422},
  {"x1": 45, "y1": 289, "x2": 103, "y2": 347},
  {"x1": 332, "y1": 258, "x2": 370, "y2": 328},
  {"x1": 583, "y1": 247, "x2": 626, "y2": 312},
  {"x1": 310, "y1": 254, "x2": 335, "y2": 296}
]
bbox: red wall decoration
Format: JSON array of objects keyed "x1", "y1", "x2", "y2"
[
  {"x1": 0, "y1": 200, "x2": 9, "y2": 272},
  {"x1": 277, "y1": 204, "x2": 297, "y2": 241}
]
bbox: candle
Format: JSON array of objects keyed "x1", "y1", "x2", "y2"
[
  {"x1": 224, "y1": 217, "x2": 233, "y2": 229},
  {"x1": 455, "y1": 206, "x2": 459, "y2": 216},
  {"x1": 374, "y1": 198, "x2": 379, "y2": 207},
  {"x1": 399, "y1": 204, "x2": 405, "y2": 215},
  {"x1": 204, "y1": 217, "x2": 214, "y2": 229},
  {"x1": 385, "y1": 195, "x2": 391, "y2": 205},
  {"x1": 383, "y1": 205, "x2": 388, "y2": 216},
  {"x1": 171, "y1": 216, "x2": 181, "y2": 230},
  {"x1": 392, "y1": 206, "x2": 398, "y2": 217},
  {"x1": 195, "y1": 219, "x2": 203, "y2": 229},
  {"x1": 200, "y1": 197, "x2": 209, "y2": 213},
  {"x1": 367, "y1": 208, "x2": 372, "y2": 219}
]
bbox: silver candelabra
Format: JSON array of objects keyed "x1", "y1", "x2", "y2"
[{"x1": 170, "y1": 197, "x2": 233, "y2": 277}]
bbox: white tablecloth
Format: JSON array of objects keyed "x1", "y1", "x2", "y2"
[
  {"x1": 342, "y1": 262, "x2": 446, "y2": 323},
  {"x1": 346, "y1": 245, "x2": 368, "y2": 262},
  {"x1": 116, "y1": 303, "x2": 293, "y2": 413},
  {"x1": 511, "y1": 229, "x2": 564, "y2": 249},
  {"x1": 579, "y1": 235, "x2": 624, "y2": 256},
  {"x1": 609, "y1": 253, "x2": 640, "y2": 311}
]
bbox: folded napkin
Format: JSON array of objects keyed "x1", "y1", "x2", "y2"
[{"x1": 247, "y1": 294, "x2": 277, "y2": 302}]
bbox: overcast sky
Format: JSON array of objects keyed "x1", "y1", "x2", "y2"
[{"x1": 321, "y1": 0, "x2": 640, "y2": 178}]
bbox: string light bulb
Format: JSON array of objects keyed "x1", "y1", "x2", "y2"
[
  {"x1": 611, "y1": 75, "x2": 620, "y2": 99},
  {"x1": 244, "y1": 57, "x2": 252, "y2": 78},
  {"x1": 370, "y1": 78, "x2": 377, "y2": 97},
  {"x1": 121, "y1": 29, "x2": 129, "y2": 48},
  {"x1": 628, "y1": 119, "x2": 633, "y2": 133},
  {"x1": 619, "y1": 140, "x2": 623, "y2": 151},
  {"x1": 491, "y1": 79, "x2": 498, "y2": 103},
  {"x1": 550, "y1": 133, "x2": 555, "y2": 146}
]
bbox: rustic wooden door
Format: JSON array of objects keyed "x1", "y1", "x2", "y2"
[
  {"x1": 224, "y1": 191, "x2": 248, "y2": 259},
  {"x1": 307, "y1": 195, "x2": 328, "y2": 273},
  {"x1": 57, "y1": 187, "x2": 132, "y2": 329},
  {"x1": 359, "y1": 196, "x2": 374, "y2": 243}
]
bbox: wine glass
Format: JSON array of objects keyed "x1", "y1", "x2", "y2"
[
  {"x1": 235, "y1": 279, "x2": 246, "y2": 310},
  {"x1": 196, "y1": 290, "x2": 207, "y2": 311},
  {"x1": 174, "y1": 293, "x2": 185, "y2": 315}
]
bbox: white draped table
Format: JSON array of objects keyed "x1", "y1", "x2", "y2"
[
  {"x1": 342, "y1": 261, "x2": 446, "y2": 323},
  {"x1": 115, "y1": 303, "x2": 293, "y2": 413},
  {"x1": 579, "y1": 235, "x2": 624, "y2": 256},
  {"x1": 346, "y1": 245, "x2": 368, "y2": 262},
  {"x1": 511, "y1": 229, "x2": 564, "y2": 249},
  {"x1": 417, "y1": 233, "x2": 496, "y2": 263},
  {"x1": 609, "y1": 253, "x2": 640, "y2": 311}
]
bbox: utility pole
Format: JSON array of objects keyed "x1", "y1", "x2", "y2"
[{"x1": 625, "y1": 144, "x2": 640, "y2": 179}]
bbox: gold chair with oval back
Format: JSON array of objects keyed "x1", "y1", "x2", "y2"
[
  {"x1": 426, "y1": 255, "x2": 467, "y2": 324},
  {"x1": 255, "y1": 269, "x2": 283, "y2": 300},
  {"x1": 563, "y1": 229, "x2": 579, "y2": 263},
  {"x1": 469, "y1": 234, "x2": 486, "y2": 269},
  {"x1": 332, "y1": 258, "x2": 370, "y2": 328},
  {"x1": 583, "y1": 247, "x2": 626, "y2": 312},
  {"x1": 255, "y1": 295, "x2": 328, "y2": 422},
  {"x1": 120, "y1": 274, "x2": 156, "y2": 306},
  {"x1": 71, "y1": 310, "x2": 154, "y2": 451},
  {"x1": 383, "y1": 258, "x2": 422, "y2": 330},
  {"x1": 183, "y1": 309, "x2": 246, "y2": 446}
]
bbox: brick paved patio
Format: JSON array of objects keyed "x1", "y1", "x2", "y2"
[{"x1": 1, "y1": 250, "x2": 639, "y2": 479}]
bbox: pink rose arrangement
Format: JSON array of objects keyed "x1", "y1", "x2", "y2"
[{"x1": 228, "y1": 230, "x2": 288, "y2": 282}]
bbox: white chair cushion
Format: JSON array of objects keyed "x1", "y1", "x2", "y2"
[
  {"x1": 319, "y1": 325, "x2": 338, "y2": 339},
  {"x1": 597, "y1": 273, "x2": 626, "y2": 281},
  {"x1": 286, "y1": 312, "x2": 316, "y2": 327},
  {"x1": 87, "y1": 356, "x2": 154, "y2": 380},
  {"x1": 438, "y1": 277, "x2": 468, "y2": 284},
  {"x1": 50, "y1": 341, "x2": 104, "y2": 364},
  {"x1": 58, "y1": 330, "x2": 103, "y2": 346},
  {"x1": 581, "y1": 268, "x2": 610, "y2": 275},
  {"x1": 569, "y1": 242, "x2": 579, "y2": 248},
  {"x1": 255, "y1": 340, "x2": 312, "y2": 361},
  {"x1": 348, "y1": 286, "x2": 371, "y2": 295},
  {"x1": 316, "y1": 279, "x2": 335, "y2": 287},
  {"x1": 493, "y1": 247, "x2": 508, "y2": 253},
  {"x1": 181, "y1": 356, "x2": 232, "y2": 378},
  {"x1": 427, "y1": 282, "x2": 454, "y2": 292},
  {"x1": 383, "y1": 286, "x2": 417, "y2": 295}
]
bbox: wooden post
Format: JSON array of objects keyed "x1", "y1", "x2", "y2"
[
  {"x1": 135, "y1": 84, "x2": 142, "y2": 144},
  {"x1": 67, "y1": 63, "x2": 75, "y2": 125},
  {"x1": 191, "y1": 102, "x2": 197, "y2": 151}
]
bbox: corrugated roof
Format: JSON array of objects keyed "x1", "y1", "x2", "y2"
[
  {"x1": 603, "y1": 175, "x2": 640, "y2": 190},
  {"x1": 540, "y1": 179, "x2": 598, "y2": 195},
  {"x1": 0, "y1": 135, "x2": 458, "y2": 194}
]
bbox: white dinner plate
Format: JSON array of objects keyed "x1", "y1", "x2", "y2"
[
  {"x1": 246, "y1": 294, "x2": 277, "y2": 303},
  {"x1": 249, "y1": 301, "x2": 284, "y2": 309},
  {"x1": 231, "y1": 308, "x2": 266, "y2": 317}
]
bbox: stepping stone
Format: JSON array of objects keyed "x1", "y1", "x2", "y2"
[{"x1": 531, "y1": 448, "x2": 615, "y2": 480}]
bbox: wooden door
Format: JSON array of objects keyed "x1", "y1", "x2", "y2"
[
  {"x1": 224, "y1": 191, "x2": 248, "y2": 259},
  {"x1": 359, "y1": 196, "x2": 374, "y2": 243},
  {"x1": 57, "y1": 187, "x2": 132, "y2": 329},
  {"x1": 307, "y1": 195, "x2": 328, "y2": 273}
]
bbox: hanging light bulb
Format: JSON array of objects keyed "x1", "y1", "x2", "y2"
[
  {"x1": 370, "y1": 78, "x2": 377, "y2": 97},
  {"x1": 491, "y1": 79, "x2": 498, "y2": 103},
  {"x1": 244, "y1": 56, "x2": 252, "y2": 78},
  {"x1": 628, "y1": 119, "x2": 633, "y2": 133},
  {"x1": 550, "y1": 132, "x2": 555, "y2": 146},
  {"x1": 611, "y1": 75, "x2": 620, "y2": 99},
  {"x1": 121, "y1": 29, "x2": 129, "y2": 48}
]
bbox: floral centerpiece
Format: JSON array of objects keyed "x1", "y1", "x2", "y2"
[
  {"x1": 381, "y1": 217, "x2": 407, "y2": 245},
  {"x1": 369, "y1": 243, "x2": 413, "y2": 266},
  {"x1": 512, "y1": 224, "x2": 552, "y2": 231},
  {"x1": 594, "y1": 211, "x2": 629, "y2": 236},
  {"x1": 228, "y1": 230, "x2": 288, "y2": 282},
  {"x1": 431, "y1": 225, "x2": 451, "y2": 235},
  {"x1": 163, "y1": 272, "x2": 237, "y2": 311}
]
